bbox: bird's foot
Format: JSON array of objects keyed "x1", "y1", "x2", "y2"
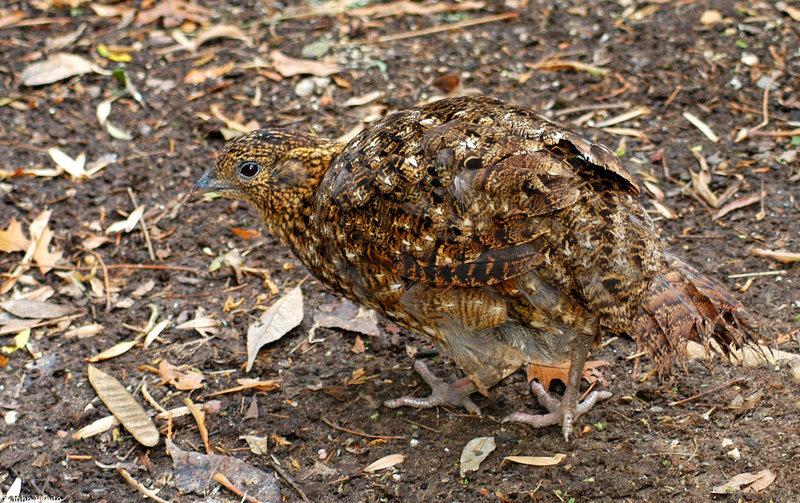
[
  {"x1": 502, "y1": 381, "x2": 612, "y2": 440},
  {"x1": 384, "y1": 360, "x2": 481, "y2": 417}
]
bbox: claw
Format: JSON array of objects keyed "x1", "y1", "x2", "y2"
[
  {"x1": 384, "y1": 361, "x2": 481, "y2": 416},
  {"x1": 502, "y1": 332, "x2": 611, "y2": 440}
]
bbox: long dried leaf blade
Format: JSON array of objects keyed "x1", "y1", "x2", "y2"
[
  {"x1": 87, "y1": 364, "x2": 159, "y2": 446},
  {"x1": 364, "y1": 453, "x2": 405, "y2": 473},
  {"x1": 0, "y1": 299, "x2": 74, "y2": 319},
  {"x1": 503, "y1": 453, "x2": 566, "y2": 466},
  {"x1": 246, "y1": 286, "x2": 304, "y2": 371}
]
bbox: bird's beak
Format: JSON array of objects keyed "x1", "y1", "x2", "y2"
[{"x1": 192, "y1": 170, "x2": 231, "y2": 198}]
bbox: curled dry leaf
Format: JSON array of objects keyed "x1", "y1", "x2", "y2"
[
  {"x1": 183, "y1": 62, "x2": 235, "y2": 85},
  {"x1": 166, "y1": 439, "x2": 281, "y2": 502},
  {"x1": 87, "y1": 364, "x2": 159, "y2": 447},
  {"x1": 71, "y1": 414, "x2": 120, "y2": 440},
  {"x1": 144, "y1": 319, "x2": 170, "y2": 347},
  {"x1": 240, "y1": 434, "x2": 268, "y2": 455},
  {"x1": 158, "y1": 360, "x2": 204, "y2": 391},
  {"x1": 63, "y1": 323, "x2": 104, "y2": 339},
  {"x1": 246, "y1": 285, "x2": 304, "y2": 371},
  {"x1": 459, "y1": 436, "x2": 495, "y2": 478},
  {"x1": 712, "y1": 469, "x2": 776, "y2": 494},
  {"x1": 105, "y1": 205, "x2": 145, "y2": 234},
  {"x1": 87, "y1": 340, "x2": 138, "y2": 362},
  {"x1": 364, "y1": 453, "x2": 405, "y2": 473},
  {"x1": 270, "y1": 49, "x2": 342, "y2": 77},
  {"x1": 503, "y1": 453, "x2": 566, "y2": 467},
  {"x1": 194, "y1": 24, "x2": 253, "y2": 49}
]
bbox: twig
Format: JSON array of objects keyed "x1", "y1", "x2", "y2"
[
  {"x1": 184, "y1": 398, "x2": 213, "y2": 455},
  {"x1": 370, "y1": 12, "x2": 519, "y2": 43},
  {"x1": 319, "y1": 416, "x2": 405, "y2": 440},
  {"x1": 728, "y1": 270, "x2": 786, "y2": 279},
  {"x1": 553, "y1": 102, "x2": 631, "y2": 117},
  {"x1": 668, "y1": 378, "x2": 744, "y2": 407},
  {"x1": 76, "y1": 263, "x2": 199, "y2": 273},
  {"x1": 81, "y1": 248, "x2": 112, "y2": 312},
  {"x1": 270, "y1": 455, "x2": 309, "y2": 502},
  {"x1": 128, "y1": 188, "x2": 156, "y2": 262},
  {"x1": 736, "y1": 71, "x2": 782, "y2": 142},
  {"x1": 748, "y1": 128, "x2": 800, "y2": 137},
  {"x1": 212, "y1": 473, "x2": 262, "y2": 503},
  {"x1": 116, "y1": 467, "x2": 171, "y2": 503},
  {"x1": 400, "y1": 417, "x2": 441, "y2": 433}
]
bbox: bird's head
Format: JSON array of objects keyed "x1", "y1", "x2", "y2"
[{"x1": 195, "y1": 129, "x2": 342, "y2": 222}]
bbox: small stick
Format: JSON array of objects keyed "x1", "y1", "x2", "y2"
[
  {"x1": 76, "y1": 263, "x2": 199, "y2": 273},
  {"x1": 728, "y1": 270, "x2": 786, "y2": 279},
  {"x1": 81, "y1": 248, "x2": 112, "y2": 312},
  {"x1": 116, "y1": 467, "x2": 171, "y2": 503},
  {"x1": 128, "y1": 188, "x2": 156, "y2": 262},
  {"x1": 184, "y1": 398, "x2": 213, "y2": 455},
  {"x1": 400, "y1": 417, "x2": 441, "y2": 433},
  {"x1": 748, "y1": 128, "x2": 800, "y2": 137},
  {"x1": 373, "y1": 12, "x2": 519, "y2": 43},
  {"x1": 270, "y1": 455, "x2": 310, "y2": 502},
  {"x1": 668, "y1": 378, "x2": 744, "y2": 407},
  {"x1": 319, "y1": 416, "x2": 405, "y2": 440},
  {"x1": 212, "y1": 473, "x2": 262, "y2": 503},
  {"x1": 553, "y1": 102, "x2": 631, "y2": 117}
]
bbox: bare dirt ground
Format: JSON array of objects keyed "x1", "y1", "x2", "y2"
[{"x1": 1, "y1": 0, "x2": 799, "y2": 501}]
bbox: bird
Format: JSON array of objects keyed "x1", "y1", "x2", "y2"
[{"x1": 195, "y1": 96, "x2": 762, "y2": 440}]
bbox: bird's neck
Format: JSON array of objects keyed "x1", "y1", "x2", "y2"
[{"x1": 260, "y1": 137, "x2": 345, "y2": 261}]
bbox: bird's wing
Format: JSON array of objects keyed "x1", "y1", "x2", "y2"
[{"x1": 317, "y1": 96, "x2": 638, "y2": 288}]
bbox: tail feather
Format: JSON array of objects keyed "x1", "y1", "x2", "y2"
[{"x1": 631, "y1": 253, "x2": 764, "y2": 373}]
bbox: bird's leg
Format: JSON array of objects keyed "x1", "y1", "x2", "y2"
[
  {"x1": 503, "y1": 333, "x2": 612, "y2": 440},
  {"x1": 384, "y1": 360, "x2": 482, "y2": 417}
]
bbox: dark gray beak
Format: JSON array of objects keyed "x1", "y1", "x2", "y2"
[{"x1": 195, "y1": 171, "x2": 226, "y2": 190}]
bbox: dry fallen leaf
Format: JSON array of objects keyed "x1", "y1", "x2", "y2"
[
  {"x1": 314, "y1": 299, "x2": 380, "y2": 337},
  {"x1": 0, "y1": 219, "x2": 30, "y2": 252},
  {"x1": 158, "y1": 360, "x2": 204, "y2": 391},
  {"x1": 20, "y1": 52, "x2": 101, "y2": 86},
  {"x1": 87, "y1": 364, "x2": 159, "y2": 447},
  {"x1": 71, "y1": 414, "x2": 120, "y2": 440},
  {"x1": 270, "y1": 50, "x2": 342, "y2": 77},
  {"x1": 166, "y1": 439, "x2": 281, "y2": 501},
  {"x1": 712, "y1": 469, "x2": 776, "y2": 494},
  {"x1": 184, "y1": 62, "x2": 235, "y2": 85},
  {"x1": 87, "y1": 340, "x2": 138, "y2": 362},
  {"x1": 246, "y1": 286, "x2": 304, "y2": 371},
  {"x1": 206, "y1": 378, "x2": 281, "y2": 397},
  {"x1": 105, "y1": 205, "x2": 145, "y2": 234},
  {"x1": 63, "y1": 323, "x2": 104, "y2": 339},
  {"x1": 503, "y1": 453, "x2": 566, "y2": 467},
  {"x1": 240, "y1": 434, "x2": 268, "y2": 455},
  {"x1": 459, "y1": 436, "x2": 495, "y2": 478},
  {"x1": 0, "y1": 299, "x2": 74, "y2": 319},
  {"x1": 364, "y1": 453, "x2": 405, "y2": 473}
]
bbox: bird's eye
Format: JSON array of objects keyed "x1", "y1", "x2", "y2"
[{"x1": 237, "y1": 161, "x2": 260, "y2": 179}]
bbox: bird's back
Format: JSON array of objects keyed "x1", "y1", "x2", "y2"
[{"x1": 308, "y1": 97, "x2": 670, "y2": 391}]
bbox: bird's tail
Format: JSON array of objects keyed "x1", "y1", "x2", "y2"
[{"x1": 630, "y1": 253, "x2": 765, "y2": 373}]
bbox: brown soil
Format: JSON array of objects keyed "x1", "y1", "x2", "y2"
[{"x1": 1, "y1": 0, "x2": 799, "y2": 501}]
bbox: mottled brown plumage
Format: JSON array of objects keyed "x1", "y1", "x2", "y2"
[{"x1": 196, "y1": 96, "x2": 761, "y2": 439}]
